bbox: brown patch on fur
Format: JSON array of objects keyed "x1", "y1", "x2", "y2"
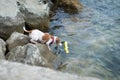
[{"x1": 42, "y1": 33, "x2": 51, "y2": 42}]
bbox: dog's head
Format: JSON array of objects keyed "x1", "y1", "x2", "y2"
[{"x1": 56, "y1": 37, "x2": 62, "y2": 46}]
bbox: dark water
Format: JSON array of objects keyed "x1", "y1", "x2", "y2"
[{"x1": 50, "y1": 0, "x2": 120, "y2": 80}]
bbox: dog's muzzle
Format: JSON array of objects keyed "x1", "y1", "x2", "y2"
[{"x1": 59, "y1": 43, "x2": 62, "y2": 46}]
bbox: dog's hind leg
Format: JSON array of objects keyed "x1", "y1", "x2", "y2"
[{"x1": 30, "y1": 39, "x2": 38, "y2": 44}]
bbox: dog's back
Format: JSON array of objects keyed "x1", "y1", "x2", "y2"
[{"x1": 29, "y1": 29, "x2": 44, "y2": 42}]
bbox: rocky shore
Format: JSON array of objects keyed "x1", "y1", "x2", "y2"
[
  {"x1": 0, "y1": 60, "x2": 100, "y2": 80},
  {"x1": 0, "y1": 0, "x2": 83, "y2": 40},
  {"x1": 0, "y1": 0, "x2": 100, "y2": 80}
]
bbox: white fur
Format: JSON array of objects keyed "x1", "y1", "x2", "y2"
[
  {"x1": 28, "y1": 29, "x2": 52, "y2": 50},
  {"x1": 23, "y1": 27, "x2": 62, "y2": 50},
  {"x1": 29, "y1": 29, "x2": 44, "y2": 43},
  {"x1": 23, "y1": 26, "x2": 28, "y2": 32}
]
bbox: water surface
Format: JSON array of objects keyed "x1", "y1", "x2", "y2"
[{"x1": 50, "y1": 0, "x2": 120, "y2": 80}]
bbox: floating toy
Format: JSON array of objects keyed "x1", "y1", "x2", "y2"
[{"x1": 63, "y1": 41, "x2": 69, "y2": 53}]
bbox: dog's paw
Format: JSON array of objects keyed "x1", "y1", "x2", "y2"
[{"x1": 48, "y1": 46, "x2": 52, "y2": 51}]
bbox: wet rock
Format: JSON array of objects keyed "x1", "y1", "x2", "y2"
[
  {"x1": 0, "y1": 0, "x2": 52, "y2": 40},
  {"x1": 0, "y1": 39, "x2": 6, "y2": 60},
  {"x1": 7, "y1": 43, "x2": 56, "y2": 68},
  {"x1": 0, "y1": 60, "x2": 100, "y2": 80},
  {"x1": 51, "y1": 0, "x2": 83, "y2": 14},
  {"x1": 6, "y1": 32, "x2": 29, "y2": 51}
]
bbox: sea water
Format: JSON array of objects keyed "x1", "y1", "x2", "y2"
[{"x1": 50, "y1": 0, "x2": 120, "y2": 80}]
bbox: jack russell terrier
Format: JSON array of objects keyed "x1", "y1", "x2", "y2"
[{"x1": 23, "y1": 27, "x2": 62, "y2": 50}]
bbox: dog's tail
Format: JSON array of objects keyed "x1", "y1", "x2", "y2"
[{"x1": 23, "y1": 26, "x2": 32, "y2": 33}]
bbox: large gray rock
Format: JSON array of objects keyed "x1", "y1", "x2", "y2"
[
  {"x1": 7, "y1": 43, "x2": 56, "y2": 68},
  {"x1": 6, "y1": 32, "x2": 55, "y2": 68},
  {"x1": 6, "y1": 32, "x2": 29, "y2": 51},
  {"x1": 0, "y1": 0, "x2": 24, "y2": 40},
  {"x1": 0, "y1": 0, "x2": 52, "y2": 40},
  {"x1": 0, "y1": 39, "x2": 6, "y2": 59},
  {"x1": 0, "y1": 60, "x2": 100, "y2": 80},
  {"x1": 17, "y1": 0, "x2": 52, "y2": 31}
]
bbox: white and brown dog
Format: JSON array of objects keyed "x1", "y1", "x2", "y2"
[{"x1": 23, "y1": 27, "x2": 62, "y2": 50}]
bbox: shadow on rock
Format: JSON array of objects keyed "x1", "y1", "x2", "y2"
[{"x1": 0, "y1": 38, "x2": 6, "y2": 59}]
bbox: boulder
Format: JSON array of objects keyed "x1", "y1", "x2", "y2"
[
  {"x1": 7, "y1": 43, "x2": 56, "y2": 68},
  {"x1": 0, "y1": 0, "x2": 52, "y2": 40},
  {"x1": 0, "y1": 39, "x2": 6, "y2": 60},
  {"x1": 0, "y1": 0, "x2": 24, "y2": 40},
  {"x1": 17, "y1": 0, "x2": 52, "y2": 31},
  {"x1": 51, "y1": 0, "x2": 83, "y2": 14},
  {"x1": 0, "y1": 60, "x2": 101, "y2": 80},
  {"x1": 6, "y1": 32, "x2": 56, "y2": 68},
  {"x1": 6, "y1": 32, "x2": 29, "y2": 51}
]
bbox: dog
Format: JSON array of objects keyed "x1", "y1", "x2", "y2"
[{"x1": 23, "y1": 27, "x2": 62, "y2": 50}]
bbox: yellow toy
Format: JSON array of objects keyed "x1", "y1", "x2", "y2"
[{"x1": 64, "y1": 41, "x2": 69, "y2": 53}]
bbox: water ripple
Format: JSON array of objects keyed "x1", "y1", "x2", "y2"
[{"x1": 50, "y1": 0, "x2": 120, "y2": 80}]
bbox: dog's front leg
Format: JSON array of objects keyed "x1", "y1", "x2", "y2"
[
  {"x1": 46, "y1": 39, "x2": 52, "y2": 51},
  {"x1": 46, "y1": 43, "x2": 51, "y2": 51}
]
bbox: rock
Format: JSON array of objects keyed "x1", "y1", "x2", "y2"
[
  {"x1": 6, "y1": 32, "x2": 29, "y2": 51},
  {"x1": 0, "y1": 39, "x2": 6, "y2": 60},
  {"x1": 0, "y1": 0, "x2": 24, "y2": 40},
  {"x1": 6, "y1": 32, "x2": 56, "y2": 68},
  {"x1": 51, "y1": 0, "x2": 83, "y2": 14},
  {"x1": 0, "y1": 60, "x2": 101, "y2": 80},
  {"x1": 17, "y1": 0, "x2": 52, "y2": 31},
  {"x1": 0, "y1": 0, "x2": 52, "y2": 40},
  {"x1": 7, "y1": 43, "x2": 56, "y2": 68}
]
